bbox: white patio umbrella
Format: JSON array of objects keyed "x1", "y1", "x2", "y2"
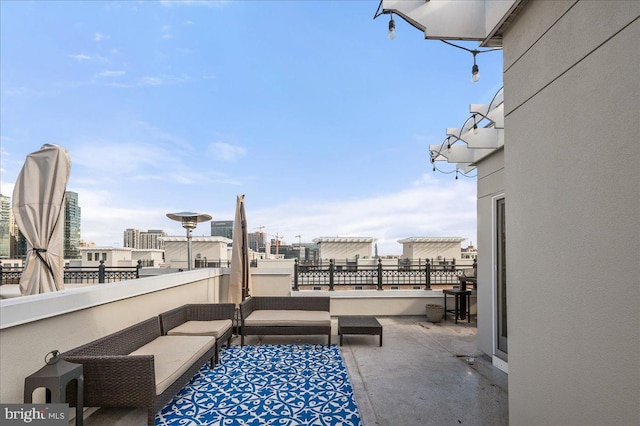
[
  {"x1": 228, "y1": 194, "x2": 252, "y2": 306},
  {"x1": 12, "y1": 144, "x2": 71, "y2": 295}
]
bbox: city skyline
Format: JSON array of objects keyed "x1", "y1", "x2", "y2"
[{"x1": 0, "y1": 1, "x2": 502, "y2": 254}]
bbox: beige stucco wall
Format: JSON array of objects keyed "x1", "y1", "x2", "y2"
[
  {"x1": 292, "y1": 289, "x2": 473, "y2": 317},
  {"x1": 401, "y1": 241, "x2": 462, "y2": 260},
  {"x1": 0, "y1": 269, "x2": 223, "y2": 404},
  {"x1": 503, "y1": 1, "x2": 639, "y2": 424},
  {"x1": 318, "y1": 241, "x2": 372, "y2": 260},
  {"x1": 475, "y1": 148, "x2": 504, "y2": 358},
  {"x1": 250, "y1": 268, "x2": 292, "y2": 297},
  {"x1": 164, "y1": 239, "x2": 230, "y2": 268}
]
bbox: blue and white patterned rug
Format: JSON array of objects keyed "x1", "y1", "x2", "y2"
[{"x1": 157, "y1": 344, "x2": 362, "y2": 425}]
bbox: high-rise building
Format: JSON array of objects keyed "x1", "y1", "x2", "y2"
[
  {"x1": 0, "y1": 194, "x2": 10, "y2": 258},
  {"x1": 11, "y1": 218, "x2": 27, "y2": 259},
  {"x1": 124, "y1": 228, "x2": 166, "y2": 249},
  {"x1": 248, "y1": 232, "x2": 266, "y2": 253},
  {"x1": 63, "y1": 191, "x2": 81, "y2": 259},
  {"x1": 123, "y1": 228, "x2": 141, "y2": 248},
  {"x1": 210, "y1": 220, "x2": 233, "y2": 240},
  {"x1": 140, "y1": 229, "x2": 166, "y2": 250}
]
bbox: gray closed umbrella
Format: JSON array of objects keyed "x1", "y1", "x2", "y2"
[
  {"x1": 229, "y1": 194, "x2": 252, "y2": 306},
  {"x1": 12, "y1": 144, "x2": 71, "y2": 295}
]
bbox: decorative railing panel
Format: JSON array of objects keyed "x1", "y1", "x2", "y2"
[
  {"x1": 0, "y1": 260, "x2": 142, "y2": 286},
  {"x1": 294, "y1": 258, "x2": 476, "y2": 291}
]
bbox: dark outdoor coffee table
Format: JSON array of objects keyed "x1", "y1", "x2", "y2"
[{"x1": 338, "y1": 316, "x2": 383, "y2": 346}]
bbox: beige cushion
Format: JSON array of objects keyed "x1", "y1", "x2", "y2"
[
  {"x1": 166, "y1": 320, "x2": 232, "y2": 338},
  {"x1": 244, "y1": 310, "x2": 331, "y2": 327},
  {"x1": 129, "y1": 335, "x2": 215, "y2": 395}
]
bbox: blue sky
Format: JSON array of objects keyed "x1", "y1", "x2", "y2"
[{"x1": 1, "y1": 0, "x2": 503, "y2": 255}]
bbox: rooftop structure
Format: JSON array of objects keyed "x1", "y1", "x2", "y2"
[
  {"x1": 398, "y1": 237, "x2": 466, "y2": 260},
  {"x1": 313, "y1": 237, "x2": 376, "y2": 260}
]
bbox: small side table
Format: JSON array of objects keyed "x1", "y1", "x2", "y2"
[
  {"x1": 338, "y1": 316, "x2": 383, "y2": 346},
  {"x1": 24, "y1": 352, "x2": 84, "y2": 426},
  {"x1": 443, "y1": 289, "x2": 472, "y2": 324}
]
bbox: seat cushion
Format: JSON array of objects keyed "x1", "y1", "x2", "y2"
[
  {"x1": 166, "y1": 320, "x2": 232, "y2": 338},
  {"x1": 129, "y1": 335, "x2": 215, "y2": 395},
  {"x1": 244, "y1": 310, "x2": 331, "y2": 327}
]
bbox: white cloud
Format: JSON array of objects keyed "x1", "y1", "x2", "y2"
[
  {"x1": 71, "y1": 142, "x2": 177, "y2": 174},
  {"x1": 93, "y1": 33, "x2": 109, "y2": 41},
  {"x1": 69, "y1": 54, "x2": 91, "y2": 61},
  {"x1": 209, "y1": 142, "x2": 247, "y2": 162},
  {"x1": 247, "y1": 179, "x2": 477, "y2": 255},
  {"x1": 96, "y1": 70, "x2": 125, "y2": 78},
  {"x1": 107, "y1": 75, "x2": 186, "y2": 88},
  {"x1": 71, "y1": 178, "x2": 476, "y2": 254},
  {"x1": 139, "y1": 77, "x2": 163, "y2": 86},
  {"x1": 159, "y1": 0, "x2": 229, "y2": 8}
]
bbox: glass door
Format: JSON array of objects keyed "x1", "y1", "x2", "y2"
[{"x1": 496, "y1": 197, "x2": 508, "y2": 358}]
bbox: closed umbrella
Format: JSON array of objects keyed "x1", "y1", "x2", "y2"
[
  {"x1": 12, "y1": 144, "x2": 71, "y2": 295},
  {"x1": 229, "y1": 194, "x2": 252, "y2": 306}
]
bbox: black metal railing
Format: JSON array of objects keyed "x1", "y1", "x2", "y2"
[
  {"x1": 0, "y1": 260, "x2": 142, "y2": 285},
  {"x1": 293, "y1": 258, "x2": 476, "y2": 291},
  {"x1": 194, "y1": 259, "x2": 231, "y2": 268}
]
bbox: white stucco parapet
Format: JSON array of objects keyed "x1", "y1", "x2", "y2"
[
  {"x1": 313, "y1": 237, "x2": 376, "y2": 244},
  {"x1": 397, "y1": 237, "x2": 465, "y2": 244}
]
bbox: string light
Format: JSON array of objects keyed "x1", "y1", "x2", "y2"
[{"x1": 388, "y1": 14, "x2": 396, "y2": 40}]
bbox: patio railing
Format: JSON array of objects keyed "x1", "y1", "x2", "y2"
[
  {"x1": 293, "y1": 258, "x2": 476, "y2": 291},
  {"x1": 0, "y1": 260, "x2": 142, "y2": 285}
]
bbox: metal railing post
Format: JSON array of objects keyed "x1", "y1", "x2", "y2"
[
  {"x1": 0, "y1": 261, "x2": 3, "y2": 286},
  {"x1": 293, "y1": 258, "x2": 299, "y2": 291},
  {"x1": 425, "y1": 259, "x2": 431, "y2": 290},
  {"x1": 377, "y1": 258, "x2": 383, "y2": 290},
  {"x1": 98, "y1": 260, "x2": 105, "y2": 284},
  {"x1": 329, "y1": 259, "x2": 335, "y2": 291}
]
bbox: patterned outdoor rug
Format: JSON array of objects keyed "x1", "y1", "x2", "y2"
[{"x1": 157, "y1": 344, "x2": 362, "y2": 425}]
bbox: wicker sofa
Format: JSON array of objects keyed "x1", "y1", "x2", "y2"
[
  {"x1": 239, "y1": 296, "x2": 332, "y2": 346},
  {"x1": 158, "y1": 303, "x2": 235, "y2": 364},
  {"x1": 61, "y1": 315, "x2": 218, "y2": 426}
]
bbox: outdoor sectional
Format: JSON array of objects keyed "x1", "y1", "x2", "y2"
[
  {"x1": 61, "y1": 303, "x2": 234, "y2": 426},
  {"x1": 239, "y1": 296, "x2": 332, "y2": 346},
  {"x1": 159, "y1": 303, "x2": 235, "y2": 364}
]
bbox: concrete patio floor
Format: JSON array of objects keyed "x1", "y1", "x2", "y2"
[{"x1": 81, "y1": 316, "x2": 508, "y2": 426}]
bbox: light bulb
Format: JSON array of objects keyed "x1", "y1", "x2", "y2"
[
  {"x1": 473, "y1": 124, "x2": 479, "y2": 135},
  {"x1": 388, "y1": 18, "x2": 396, "y2": 40},
  {"x1": 471, "y1": 64, "x2": 480, "y2": 83}
]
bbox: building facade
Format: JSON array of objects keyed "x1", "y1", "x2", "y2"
[
  {"x1": 123, "y1": 228, "x2": 141, "y2": 248},
  {"x1": 124, "y1": 229, "x2": 167, "y2": 250},
  {"x1": 248, "y1": 232, "x2": 266, "y2": 253},
  {"x1": 210, "y1": 220, "x2": 233, "y2": 240},
  {"x1": 0, "y1": 194, "x2": 10, "y2": 258},
  {"x1": 140, "y1": 230, "x2": 166, "y2": 250},
  {"x1": 313, "y1": 237, "x2": 375, "y2": 261},
  {"x1": 63, "y1": 191, "x2": 81, "y2": 259},
  {"x1": 161, "y1": 236, "x2": 232, "y2": 269},
  {"x1": 397, "y1": 237, "x2": 466, "y2": 260}
]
